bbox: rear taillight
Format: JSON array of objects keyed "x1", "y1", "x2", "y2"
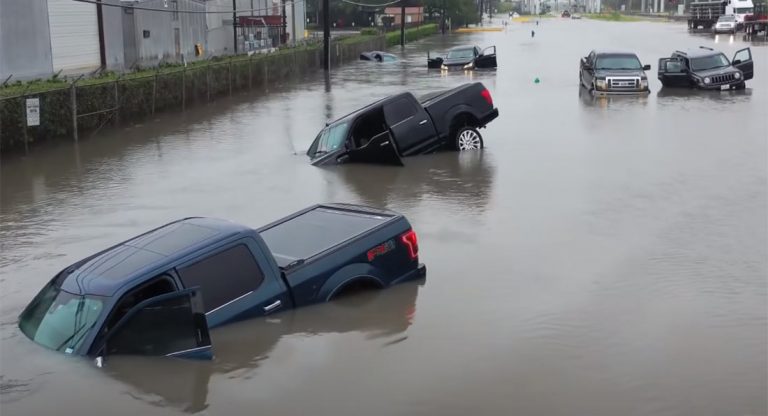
[
  {"x1": 400, "y1": 229, "x2": 419, "y2": 261},
  {"x1": 481, "y1": 88, "x2": 493, "y2": 106}
]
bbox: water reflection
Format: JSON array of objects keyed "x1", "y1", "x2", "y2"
[
  {"x1": 329, "y1": 151, "x2": 495, "y2": 212},
  {"x1": 103, "y1": 281, "x2": 423, "y2": 413},
  {"x1": 656, "y1": 86, "x2": 753, "y2": 103},
  {"x1": 577, "y1": 87, "x2": 650, "y2": 109}
]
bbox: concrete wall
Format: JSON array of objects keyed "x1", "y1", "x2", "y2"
[
  {"x1": 0, "y1": 0, "x2": 53, "y2": 80},
  {"x1": 102, "y1": 0, "x2": 125, "y2": 71}
]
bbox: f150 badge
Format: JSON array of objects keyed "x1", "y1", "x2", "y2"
[{"x1": 367, "y1": 240, "x2": 396, "y2": 261}]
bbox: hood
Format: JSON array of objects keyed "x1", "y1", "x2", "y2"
[
  {"x1": 593, "y1": 68, "x2": 647, "y2": 78},
  {"x1": 693, "y1": 66, "x2": 738, "y2": 77},
  {"x1": 442, "y1": 57, "x2": 474, "y2": 66}
]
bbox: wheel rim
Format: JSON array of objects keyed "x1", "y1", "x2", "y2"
[{"x1": 458, "y1": 129, "x2": 481, "y2": 150}]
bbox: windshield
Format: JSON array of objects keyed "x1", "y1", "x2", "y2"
[
  {"x1": 307, "y1": 121, "x2": 349, "y2": 158},
  {"x1": 718, "y1": 15, "x2": 736, "y2": 21},
  {"x1": 447, "y1": 48, "x2": 475, "y2": 59},
  {"x1": 595, "y1": 55, "x2": 643, "y2": 70},
  {"x1": 690, "y1": 54, "x2": 730, "y2": 71},
  {"x1": 19, "y1": 283, "x2": 104, "y2": 353}
]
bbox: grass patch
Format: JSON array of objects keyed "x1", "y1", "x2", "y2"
[
  {"x1": 385, "y1": 24, "x2": 438, "y2": 47},
  {"x1": 584, "y1": 12, "x2": 644, "y2": 22}
]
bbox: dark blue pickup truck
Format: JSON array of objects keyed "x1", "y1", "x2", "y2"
[{"x1": 18, "y1": 204, "x2": 425, "y2": 360}]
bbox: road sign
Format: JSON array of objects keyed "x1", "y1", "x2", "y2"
[{"x1": 26, "y1": 98, "x2": 40, "y2": 127}]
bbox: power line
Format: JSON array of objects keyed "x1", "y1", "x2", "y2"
[{"x1": 71, "y1": 0, "x2": 305, "y2": 14}]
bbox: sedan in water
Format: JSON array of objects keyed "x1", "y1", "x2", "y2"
[
  {"x1": 579, "y1": 50, "x2": 651, "y2": 95},
  {"x1": 427, "y1": 45, "x2": 497, "y2": 71},
  {"x1": 360, "y1": 51, "x2": 398, "y2": 62}
]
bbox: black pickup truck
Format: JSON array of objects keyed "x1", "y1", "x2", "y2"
[
  {"x1": 307, "y1": 82, "x2": 499, "y2": 166},
  {"x1": 18, "y1": 204, "x2": 426, "y2": 359}
]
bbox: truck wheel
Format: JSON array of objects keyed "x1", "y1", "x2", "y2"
[
  {"x1": 734, "y1": 82, "x2": 746, "y2": 90},
  {"x1": 455, "y1": 126, "x2": 484, "y2": 151}
]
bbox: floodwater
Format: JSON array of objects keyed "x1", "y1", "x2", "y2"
[{"x1": 2, "y1": 19, "x2": 767, "y2": 416}]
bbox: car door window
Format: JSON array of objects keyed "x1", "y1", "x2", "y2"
[
  {"x1": 666, "y1": 60, "x2": 683, "y2": 73},
  {"x1": 588, "y1": 52, "x2": 596, "y2": 65},
  {"x1": 177, "y1": 244, "x2": 264, "y2": 313},
  {"x1": 733, "y1": 48, "x2": 751, "y2": 64},
  {"x1": 104, "y1": 291, "x2": 209, "y2": 356},
  {"x1": 383, "y1": 98, "x2": 418, "y2": 126},
  {"x1": 102, "y1": 275, "x2": 176, "y2": 335}
]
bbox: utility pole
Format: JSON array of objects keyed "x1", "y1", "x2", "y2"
[
  {"x1": 400, "y1": 0, "x2": 406, "y2": 47},
  {"x1": 323, "y1": 0, "x2": 330, "y2": 70},
  {"x1": 441, "y1": 0, "x2": 446, "y2": 34},
  {"x1": 282, "y1": 0, "x2": 287, "y2": 44},
  {"x1": 232, "y1": 0, "x2": 238, "y2": 54},
  {"x1": 479, "y1": 0, "x2": 484, "y2": 25},
  {"x1": 291, "y1": 0, "x2": 296, "y2": 45}
]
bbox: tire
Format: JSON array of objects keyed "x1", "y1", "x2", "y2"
[
  {"x1": 734, "y1": 82, "x2": 746, "y2": 90},
  {"x1": 454, "y1": 126, "x2": 484, "y2": 151}
]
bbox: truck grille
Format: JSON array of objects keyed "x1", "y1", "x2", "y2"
[
  {"x1": 710, "y1": 73, "x2": 735, "y2": 85},
  {"x1": 607, "y1": 77, "x2": 639, "y2": 89}
]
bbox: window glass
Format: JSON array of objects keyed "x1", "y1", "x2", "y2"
[
  {"x1": 384, "y1": 98, "x2": 418, "y2": 125},
  {"x1": 106, "y1": 294, "x2": 200, "y2": 356},
  {"x1": 690, "y1": 54, "x2": 730, "y2": 71},
  {"x1": 178, "y1": 244, "x2": 264, "y2": 312},
  {"x1": 733, "y1": 49, "x2": 751, "y2": 63},
  {"x1": 447, "y1": 48, "x2": 475, "y2": 59},
  {"x1": 594, "y1": 55, "x2": 642, "y2": 70},
  {"x1": 666, "y1": 60, "x2": 683, "y2": 73},
  {"x1": 310, "y1": 122, "x2": 349, "y2": 157},
  {"x1": 104, "y1": 277, "x2": 176, "y2": 333},
  {"x1": 19, "y1": 284, "x2": 104, "y2": 353}
]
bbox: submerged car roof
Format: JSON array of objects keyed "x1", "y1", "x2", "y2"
[{"x1": 60, "y1": 217, "x2": 250, "y2": 296}]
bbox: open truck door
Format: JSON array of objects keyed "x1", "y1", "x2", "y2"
[
  {"x1": 732, "y1": 48, "x2": 753, "y2": 80},
  {"x1": 475, "y1": 46, "x2": 497, "y2": 69},
  {"x1": 96, "y1": 289, "x2": 212, "y2": 360},
  {"x1": 657, "y1": 58, "x2": 690, "y2": 87},
  {"x1": 344, "y1": 131, "x2": 404, "y2": 166},
  {"x1": 427, "y1": 52, "x2": 444, "y2": 69}
]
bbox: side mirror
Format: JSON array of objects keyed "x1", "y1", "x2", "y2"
[
  {"x1": 733, "y1": 59, "x2": 742, "y2": 65},
  {"x1": 643, "y1": 64, "x2": 651, "y2": 70}
]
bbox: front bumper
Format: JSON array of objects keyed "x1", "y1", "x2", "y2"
[
  {"x1": 593, "y1": 88, "x2": 651, "y2": 96},
  {"x1": 713, "y1": 26, "x2": 736, "y2": 33}
]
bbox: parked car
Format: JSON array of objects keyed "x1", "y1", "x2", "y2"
[
  {"x1": 18, "y1": 204, "x2": 426, "y2": 359},
  {"x1": 658, "y1": 46, "x2": 753, "y2": 89},
  {"x1": 571, "y1": 13, "x2": 583, "y2": 19},
  {"x1": 714, "y1": 14, "x2": 738, "y2": 33},
  {"x1": 360, "y1": 51, "x2": 398, "y2": 62},
  {"x1": 562, "y1": 10, "x2": 571, "y2": 17},
  {"x1": 579, "y1": 50, "x2": 651, "y2": 94},
  {"x1": 427, "y1": 45, "x2": 497, "y2": 70},
  {"x1": 307, "y1": 82, "x2": 499, "y2": 166}
]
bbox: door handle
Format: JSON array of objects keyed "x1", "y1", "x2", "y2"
[
  {"x1": 264, "y1": 300, "x2": 282, "y2": 313},
  {"x1": 419, "y1": 119, "x2": 428, "y2": 125}
]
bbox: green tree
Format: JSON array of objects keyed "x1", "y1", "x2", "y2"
[{"x1": 424, "y1": 0, "x2": 480, "y2": 27}]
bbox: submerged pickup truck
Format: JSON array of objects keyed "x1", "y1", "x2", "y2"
[
  {"x1": 307, "y1": 82, "x2": 499, "y2": 166},
  {"x1": 18, "y1": 204, "x2": 426, "y2": 359}
]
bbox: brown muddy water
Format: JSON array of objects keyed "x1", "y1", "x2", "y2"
[{"x1": 1, "y1": 19, "x2": 767, "y2": 416}]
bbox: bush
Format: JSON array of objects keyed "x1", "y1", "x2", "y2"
[{"x1": 360, "y1": 28, "x2": 378, "y2": 35}]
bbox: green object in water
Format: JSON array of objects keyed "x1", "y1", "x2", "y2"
[{"x1": 534, "y1": 77, "x2": 540, "y2": 84}]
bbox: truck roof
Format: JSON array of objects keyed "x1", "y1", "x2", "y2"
[
  {"x1": 61, "y1": 217, "x2": 249, "y2": 296},
  {"x1": 592, "y1": 49, "x2": 640, "y2": 57},
  {"x1": 674, "y1": 47, "x2": 722, "y2": 58}
]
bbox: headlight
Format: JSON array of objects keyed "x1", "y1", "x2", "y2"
[
  {"x1": 441, "y1": 64, "x2": 448, "y2": 70},
  {"x1": 640, "y1": 79, "x2": 648, "y2": 88},
  {"x1": 595, "y1": 79, "x2": 607, "y2": 89},
  {"x1": 734, "y1": 72, "x2": 741, "y2": 79},
  {"x1": 463, "y1": 62, "x2": 474, "y2": 70},
  {"x1": 704, "y1": 77, "x2": 711, "y2": 84}
]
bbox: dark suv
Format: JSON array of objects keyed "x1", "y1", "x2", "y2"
[
  {"x1": 658, "y1": 47, "x2": 754, "y2": 90},
  {"x1": 579, "y1": 50, "x2": 651, "y2": 95}
]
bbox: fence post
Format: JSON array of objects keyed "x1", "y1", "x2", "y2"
[
  {"x1": 206, "y1": 64, "x2": 211, "y2": 102},
  {"x1": 20, "y1": 97, "x2": 29, "y2": 154},
  {"x1": 113, "y1": 78, "x2": 120, "y2": 125},
  {"x1": 71, "y1": 82, "x2": 78, "y2": 142},
  {"x1": 151, "y1": 72, "x2": 158, "y2": 115},
  {"x1": 248, "y1": 56, "x2": 253, "y2": 90},
  {"x1": 181, "y1": 67, "x2": 186, "y2": 111},
  {"x1": 228, "y1": 59, "x2": 233, "y2": 96}
]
